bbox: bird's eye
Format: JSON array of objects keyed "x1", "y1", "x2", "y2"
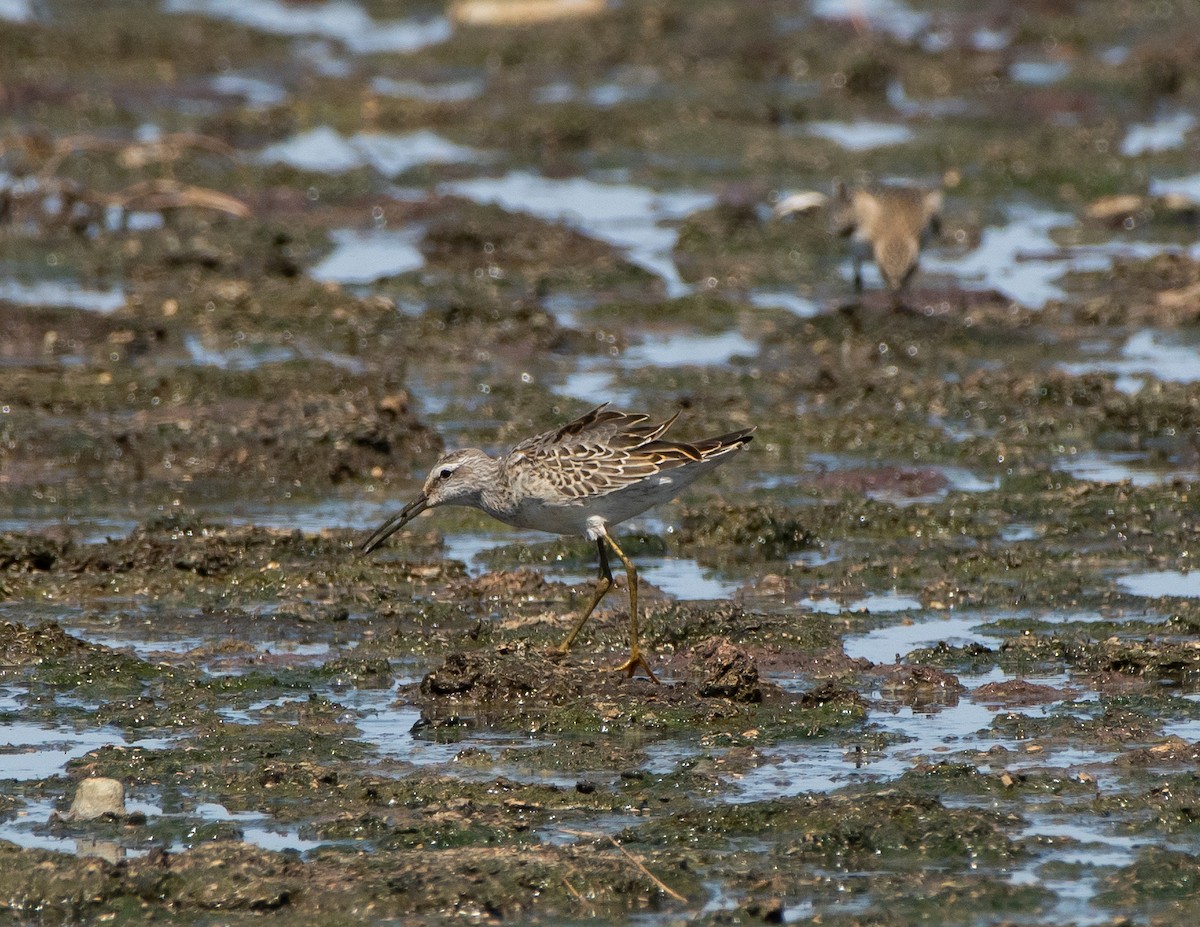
[{"x1": 439, "y1": 468, "x2": 453, "y2": 480}]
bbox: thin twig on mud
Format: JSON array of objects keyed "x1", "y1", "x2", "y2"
[
  {"x1": 561, "y1": 829, "x2": 687, "y2": 904},
  {"x1": 561, "y1": 876, "x2": 586, "y2": 903}
]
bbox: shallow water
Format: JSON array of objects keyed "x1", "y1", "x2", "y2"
[
  {"x1": 1058, "y1": 450, "x2": 1199, "y2": 487},
  {"x1": 0, "y1": 279, "x2": 126, "y2": 313},
  {"x1": 1150, "y1": 171, "x2": 1200, "y2": 203},
  {"x1": 843, "y1": 612, "x2": 997, "y2": 664},
  {"x1": 258, "y1": 127, "x2": 482, "y2": 176},
  {"x1": 209, "y1": 73, "x2": 288, "y2": 108},
  {"x1": 439, "y1": 172, "x2": 714, "y2": 298},
  {"x1": 923, "y1": 205, "x2": 1189, "y2": 308},
  {"x1": 1120, "y1": 110, "x2": 1198, "y2": 157},
  {"x1": 309, "y1": 228, "x2": 426, "y2": 284},
  {"x1": 804, "y1": 120, "x2": 917, "y2": 151},
  {"x1": 801, "y1": 591, "x2": 923, "y2": 618},
  {"x1": 1059, "y1": 330, "x2": 1200, "y2": 387},
  {"x1": 1009, "y1": 60, "x2": 1071, "y2": 86},
  {"x1": 163, "y1": 0, "x2": 452, "y2": 55},
  {"x1": 555, "y1": 328, "x2": 756, "y2": 400},
  {"x1": 1118, "y1": 570, "x2": 1200, "y2": 599},
  {"x1": 810, "y1": 0, "x2": 929, "y2": 43},
  {"x1": 0, "y1": 724, "x2": 170, "y2": 782},
  {"x1": 372, "y1": 76, "x2": 484, "y2": 103},
  {"x1": 0, "y1": 0, "x2": 31, "y2": 22},
  {"x1": 748, "y1": 289, "x2": 822, "y2": 318}
]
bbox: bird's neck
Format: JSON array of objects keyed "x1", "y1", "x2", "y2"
[{"x1": 472, "y1": 456, "x2": 513, "y2": 517}]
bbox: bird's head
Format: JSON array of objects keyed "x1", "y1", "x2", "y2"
[{"x1": 361, "y1": 448, "x2": 493, "y2": 553}]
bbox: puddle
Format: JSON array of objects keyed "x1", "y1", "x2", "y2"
[
  {"x1": 1001, "y1": 524, "x2": 1042, "y2": 543},
  {"x1": 442, "y1": 528, "x2": 741, "y2": 602},
  {"x1": 0, "y1": 723, "x2": 170, "y2": 782},
  {"x1": 556, "y1": 367, "x2": 634, "y2": 404},
  {"x1": 0, "y1": 0, "x2": 31, "y2": 22},
  {"x1": 1058, "y1": 450, "x2": 1199, "y2": 488},
  {"x1": 309, "y1": 228, "x2": 425, "y2": 284},
  {"x1": 163, "y1": 0, "x2": 452, "y2": 55},
  {"x1": 804, "y1": 120, "x2": 916, "y2": 151},
  {"x1": 209, "y1": 73, "x2": 288, "y2": 108},
  {"x1": 1009, "y1": 60, "x2": 1071, "y2": 86},
  {"x1": 181, "y1": 334, "x2": 365, "y2": 374},
  {"x1": 971, "y1": 28, "x2": 1011, "y2": 52},
  {"x1": 555, "y1": 329, "x2": 756, "y2": 400},
  {"x1": 371, "y1": 76, "x2": 484, "y2": 103},
  {"x1": 296, "y1": 38, "x2": 351, "y2": 78},
  {"x1": 810, "y1": 0, "x2": 930, "y2": 43},
  {"x1": 844, "y1": 613, "x2": 999, "y2": 665},
  {"x1": 343, "y1": 689, "x2": 544, "y2": 770},
  {"x1": 0, "y1": 512, "x2": 137, "y2": 544},
  {"x1": 1149, "y1": 171, "x2": 1200, "y2": 204},
  {"x1": 0, "y1": 279, "x2": 126, "y2": 313},
  {"x1": 923, "y1": 206, "x2": 1072, "y2": 307},
  {"x1": 79, "y1": 631, "x2": 338, "y2": 668},
  {"x1": 749, "y1": 290, "x2": 822, "y2": 318},
  {"x1": 1059, "y1": 330, "x2": 1200, "y2": 389},
  {"x1": 258, "y1": 127, "x2": 482, "y2": 176},
  {"x1": 535, "y1": 82, "x2": 650, "y2": 108},
  {"x1": 1101, "y1": 45, "x2": 1130, "y2": 66},
  {"x1": 735, "y1": 738, "x2": 910, "y2": 799},
  {"x1": 924, "y1": 205, "x2": 1186, "y2": 309},
  {"x1": 625, "y1": 330, "x2": 756, "y2": 367},
  {"x1": 1118, "y1": 570, "x2": 1200, "y2": 599},
  {"x1": 439, "y1": 171, "x2": 714, "y2": 298},
  {"x1": 869, "y1": 466, "x2": 999, "y2": 504},
  {"x1": 628, "y1": 558, "x2": 741, "y2": 601},
  {"x1": 194, "y1": 494, "x2": 393, "y2": 535},
  {"x1": 1010, "y1": 818, "x2": 1139, "y2": 927},
  {"x1": 194, "y1": 802, "x2": 328, "y2": 852},
  {"x1": 738, "y1": 674, "x2": 1092, "y2": 803},
  {"x1": 183, "y1": 335, "x2": 293, "y2": 370},
  {"x1": 1161, "y1": 716, "x2": 1200, "y2": 741},
  {"x1": 1120, "y1": 110, "x2": 1197, "y2": 157},
  {"x1": 886, "y1": 80, "x2": 968, "y2": 118},
  {"x1": 0, "y1": 795, "x2": 324, "y2": 858},
  {"x1": 800, "y1": 591, "x2": 923, "y2": 617}
]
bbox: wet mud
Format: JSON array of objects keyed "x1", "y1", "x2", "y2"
[{"x1": 4, "y1": 0, "x2": 1200, "y2": 923}]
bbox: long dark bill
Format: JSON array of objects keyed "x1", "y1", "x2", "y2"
[{"x1": 361, "y1": 495, "x2": 429, "y2": 554}]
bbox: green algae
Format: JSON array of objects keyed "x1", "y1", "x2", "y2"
[{"x1": 626, "y1": 791, "x2": 1022, "y2": 863}]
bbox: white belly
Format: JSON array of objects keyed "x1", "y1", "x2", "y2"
[{"x1": 488, "y1": 470, "x2": 705, "y2": 538}]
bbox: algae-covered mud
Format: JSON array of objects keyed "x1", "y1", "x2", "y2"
[{"x1": 4, "y1": 0, "x2": 1200, "y2": 923}]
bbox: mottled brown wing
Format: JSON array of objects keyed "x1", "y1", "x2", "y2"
[
  {"x1": 507, "y1": 404, "x2": 681, "y2": 458},
  {"x1": 507, "y1": 414, "x2": 753, "y2": 502}
]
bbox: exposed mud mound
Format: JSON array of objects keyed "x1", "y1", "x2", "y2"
[
  {"x1": 689, "y1": 638, "x2": 761, "y2": 702},
  {"x1": 973, "y1": 679, "x2": 1073, "y2": 707},
  {"x1": 0, "y1": 620, "x2": 99, "y2": 666},
  {"x1": 413, "y1": 640, "x2": 805, "y2": 733},
  {"x1": 875, "y1": 664, "x2": 965, "y2": 708}
]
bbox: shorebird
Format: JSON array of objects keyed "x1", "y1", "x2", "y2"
[
  {"x1": 829, "y1": 182, "x2": 943, "y2": 305},
  {"x1": 362, "y1": 404, "x2": 755, "y2": 682},
  {"x1": 774, "y1": 182, "x2": 943, "y2": 306}
]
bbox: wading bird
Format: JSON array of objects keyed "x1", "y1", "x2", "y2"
[{"x1": 362, "y1": 404, "x2": 755, "y2": 682}]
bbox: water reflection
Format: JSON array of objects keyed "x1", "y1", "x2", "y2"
[{"x1": 440, "y1": 171, "x2": 714, "y2": 298}]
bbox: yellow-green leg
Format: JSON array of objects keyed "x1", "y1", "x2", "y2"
[
  {"x1": 557, "y1": 539, "x2": 613, "y2": 654},
  {"x1": 605, "y1": 534, "x2": 658, "y2": 683}
]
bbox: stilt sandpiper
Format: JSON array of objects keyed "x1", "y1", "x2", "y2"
[{"x1": 362, "y1": 404, "x2": 755, "y2": 682}]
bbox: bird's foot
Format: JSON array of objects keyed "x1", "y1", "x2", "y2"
[
  {"x1": 549, "y1": 638, "x2": 573, "y2": 662},
  {"x1": 614, "y1": 651, "x2": 659, "y2": 684}
]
